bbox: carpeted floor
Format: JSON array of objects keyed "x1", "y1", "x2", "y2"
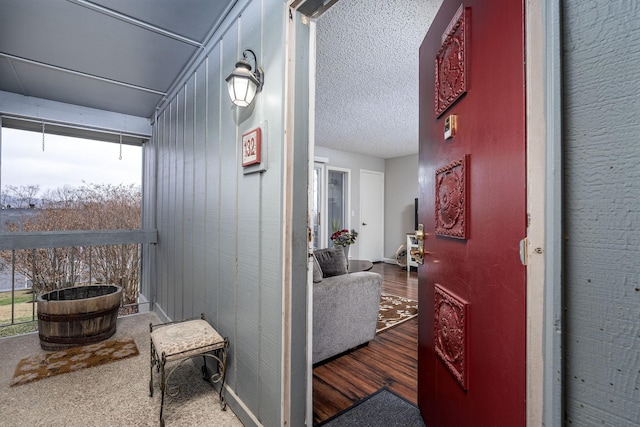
[{"x1": 317, "y1": 387, "x2": 426, "y2": 427}]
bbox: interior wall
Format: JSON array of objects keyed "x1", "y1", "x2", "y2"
[
  {"x1": 563, "y1": 1, "x2": 640, "y2": 425},
  {"x1": 314, "y1": 146, "x2": 384, "y2": 260},
  {"x1": 384, "y1": 154, "x2": 418, "y2": 260},
  {"x1": 314, "y1": 148, "x2": 418, "y2": 262},
  {"x1": 142, "y1": 0, "x2": 296, "y2": 425}
]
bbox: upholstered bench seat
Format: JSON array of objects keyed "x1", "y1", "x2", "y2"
[
  {"x1": 150, "y1": 315, "x2": 228, "y2": 427},
  {"x1": 151, "y1": 319, "x2": 225, "y2": 361}
]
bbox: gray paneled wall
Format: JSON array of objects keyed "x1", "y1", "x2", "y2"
[
  {"x1": 563, "y1": 1, "x2": 640, "y2": 425},
  {"x1": 142, "y1": 0, "x2": 296, "y2": 425}
]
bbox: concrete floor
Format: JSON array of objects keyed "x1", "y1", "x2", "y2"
[{"x1": 0, "y1": 312, "x2": 244, "y2": 427}]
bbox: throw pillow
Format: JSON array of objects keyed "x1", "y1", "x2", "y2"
[
  {"x1": 314, "y1": 247, "x2": 348, "y2": 277},
  {"x1": 312, "y1": 255, "x2": 323, "y2": 283}
]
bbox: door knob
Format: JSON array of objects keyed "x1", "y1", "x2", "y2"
[{"x1": 411, "y1": 224, "x2": 426, "y2": 265}]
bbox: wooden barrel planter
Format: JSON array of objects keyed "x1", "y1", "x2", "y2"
[{"x1": 37, "y1": 285, "x2": 122, "y2": 351}]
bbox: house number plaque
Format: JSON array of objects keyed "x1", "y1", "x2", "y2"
[{"x1": 242, "y1": 127, "x2": 262, "y2": 167}]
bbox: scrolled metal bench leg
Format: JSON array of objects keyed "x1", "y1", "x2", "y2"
[
  {"x1": 199, "y1": 347, "x2": 228, "y2": 410},
  {"x1": 159, "y1": 354, "x2": 167, "y2": 427},
  {"x1": 201, "y1": 355, "x2": 208, "y2": 381},
  {"x1": 217, "y1": 339, "x2": 229, "y2": 410},
  {"x1": 150, "y1": 318, "x2": 229, "y2": 424},
  {"x1": 149, "y1": 323, "x2": 155, "y2": 397}
]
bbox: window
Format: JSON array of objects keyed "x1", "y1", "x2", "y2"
[
  {"x1": 326, "y1": 168, "x2": 350, "y2": 247},
  {"x1": 1, "y1": 127, "x2": 142, "y2": 230}
]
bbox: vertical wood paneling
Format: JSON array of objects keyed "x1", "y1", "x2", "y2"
[
  {"x1": 167, "y1": 99, "x2": 177, "y2": 319},
  {"x1": 259, "y1": 1, "x2": 288, "y2": 423},
  {"x1": 193, "y1": 62, "x2": 208, "y2": 317},
  {"x1": 183, "y1": 76, "x2": 196, "y2": 318},
  {"x1": 179, "y1": 92, "x2": 189, "y2": 319},
  {"x1": 219, "y1": 23, "x2": 240, "y2": 391},
  {"x1": 174, "y1": 91, "x2": 185, "y2": 319},
  {"x1": 146, "y1": 0, "x2": 298, "y2": 424},
  {"x1": 235, "y1": 0, "x2": 262, "y2": 414},
  {"x1": 205, "y1": 51, "x2": 221, "y2": 328},
  {"x1": 160, "y1": 110, "x2": 169, "y2": 315},
  {"x1": 143, "y1": 116, "x2": 158, "y2": 303}
]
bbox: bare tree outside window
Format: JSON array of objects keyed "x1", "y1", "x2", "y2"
[
  {"x1": 0, "y1": 183, "x2": 142, "y2": 311},
  {"x1": 4, "y1": 184, "x2": 40, "y2": 208},
  {"x1": 0, "y1": 128, "x2": 143, "y2": 331}
]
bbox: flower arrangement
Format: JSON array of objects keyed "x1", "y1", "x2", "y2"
[{"x1": 330, "y1": 229, "x2": 358, "y2": 246}]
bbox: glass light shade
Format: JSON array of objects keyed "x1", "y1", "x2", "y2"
[{"x1": 226, "y1": 59, "x2": 260, "y2": 107}]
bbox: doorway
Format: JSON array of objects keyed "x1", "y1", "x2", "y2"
[
  {"x1": 359, "y1": 170, "x2": 384, "y2": 261},
  {"x1": 418, "y1": 1, "x2": 529, "y2": 425},
  {"x1": 306, "y1": 0, "x2": 429, "y2": 424},
  {"x1": 296, "y1": 0, "x2": 550, "y2": 424}
]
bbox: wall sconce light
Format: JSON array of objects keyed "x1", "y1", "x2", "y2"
[{"x1": 226, "y1": 49, "x2": 264, "y2": 107}]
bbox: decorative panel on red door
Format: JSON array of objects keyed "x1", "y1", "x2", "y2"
[
  {"x1": 434, "y1": 284, "x2": 468, "y2": 390},
  {"x1": 434, "y1": 5, "x2": 470, "y2": 117},
  {"x1": 435, "y1": 155, "x2": 468, "y2": 239}
]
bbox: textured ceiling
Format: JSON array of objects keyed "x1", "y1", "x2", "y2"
[{"x1": 315, "y1": 0, "x2": 442, "y2": 159}]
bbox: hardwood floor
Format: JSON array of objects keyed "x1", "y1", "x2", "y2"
[{"x1": 312, "y1": 262, "x2": 419, "y2": 425}]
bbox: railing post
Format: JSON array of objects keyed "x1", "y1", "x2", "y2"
[
  {"x1": 11, "y1": 250, "x2": 15, "y2": 325},
  {"x1": 31, "y1": 248, "x2": 36, "y2": 320},
  {"x1": 89, "y1": 246, "x2": 93, "y2": 285}
]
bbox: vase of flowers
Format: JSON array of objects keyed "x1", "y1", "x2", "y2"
[{"x1": 330, "y1": 229, "x2": 358, "y2": 259}]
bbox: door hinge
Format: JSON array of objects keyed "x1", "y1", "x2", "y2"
[{"x1": 519, "y1": 237, "x2": 528, "y2": 266}]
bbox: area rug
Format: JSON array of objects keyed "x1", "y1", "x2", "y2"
[
  {"x1": 10, "y1": 338, "x2": 139, "y2": 387},
  {"x1": 377, "y1": 293, "x2": 418, "y2": 333},
  {"x1": 317, "y1": 387, "x2": 425, "y2": 427}
]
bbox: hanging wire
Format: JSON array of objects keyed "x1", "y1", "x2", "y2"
[
  {"x1": 41, "y1": 122, "x2": 45, "y2": 151},
  {"x1": 119, "y1": 133, "x2": 123, "y2": 160}
]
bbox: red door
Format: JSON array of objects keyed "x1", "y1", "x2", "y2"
[{"x1": 418, "y1": 1, "x2": 526, "y2": 426}]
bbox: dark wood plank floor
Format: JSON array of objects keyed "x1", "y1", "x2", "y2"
[{"x1": 312, "y1": 262, "x2": 419, "y2": 425}]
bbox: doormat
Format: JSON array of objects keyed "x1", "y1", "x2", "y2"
[
  {"x1": 377, "y1": 293, "x2": 418, "y2": 334},
  {"x1": 10, "y1": 338, "x2": 139, "y2": 387},
  {"x1": 316, "y1": 387, "x2": 425, "y2": 427}
]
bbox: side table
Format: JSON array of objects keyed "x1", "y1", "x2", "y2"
[{"x1": 348, "y1": 259, "x2": 374, "y2": 273}]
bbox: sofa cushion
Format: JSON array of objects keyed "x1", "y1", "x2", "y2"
[
  {"x1": 312, "y1": 255, "x2": 323, "y2": 283},
  {"x1": 314, "y1": 247, "x2": 348, "y2": 277}
]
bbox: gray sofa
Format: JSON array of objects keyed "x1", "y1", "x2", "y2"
[{"x1": 312, "y1": 247, "x2": 382, "y2": 364}]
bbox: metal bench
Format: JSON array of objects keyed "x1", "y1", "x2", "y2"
[{"x1": 149, "y1": 314, "x2": 228, "y2": 426}]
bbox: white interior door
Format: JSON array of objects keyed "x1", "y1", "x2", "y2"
[{"x1": 359, "y1": 170, "x2": 384, "y2": 261}]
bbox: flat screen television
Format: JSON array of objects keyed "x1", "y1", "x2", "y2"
[{"x1": 414, "y1": 197, "x2": 419, "y2": 231}]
